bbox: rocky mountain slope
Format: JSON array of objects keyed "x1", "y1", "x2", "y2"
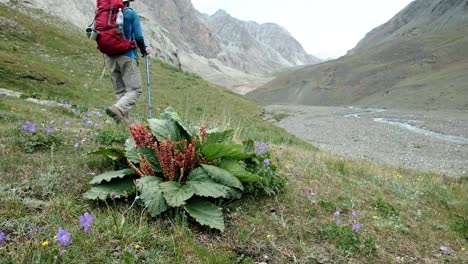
[
  {"x1": 249, "y1": 0, "x2": 468, "y2": 110},
  {"x1": 205, "y1": 10, "x2": 320, "y2": 75},
  {"x1": 5, "y1": 0, "x2": 319, "y2": 94},
  {"x1": 351, "y1": 0, "x2": 468, "y2": 53}
]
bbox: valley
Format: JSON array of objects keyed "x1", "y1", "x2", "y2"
[{"x1": 265, "y1": 105, "x2": 468, "y2": 177}]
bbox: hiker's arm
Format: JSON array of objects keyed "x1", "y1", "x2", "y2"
[{"x1": 132, "y1": 12, "x2": 147, "y2": 55}]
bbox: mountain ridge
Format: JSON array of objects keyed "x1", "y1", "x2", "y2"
[
  {"x1": 249, "y1": 0, "x2": 468, "y2": 110},
  {"x1": 350, "y1": 0, "x2": 468, "y2": 54}
]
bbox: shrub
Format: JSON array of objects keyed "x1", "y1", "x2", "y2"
[{"x1": 84, "y1": 107, "x2": 285, "y2": 232}]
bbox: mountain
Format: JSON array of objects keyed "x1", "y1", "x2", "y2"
[
  {"x1": 351, "y1": 0, "x2": 468, "y2": 53},
  {"x1": 205, "y1": 9, "x2": 320, "y2": 75},
  {"x1": 249, "y1": 0, "x2": 468, "y2": 110},
  {"x1": 9, "y1": 0, "x2": 319, "y2": 94}
]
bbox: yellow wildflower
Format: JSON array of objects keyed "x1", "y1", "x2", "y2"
[
  {"x1": 266, "y1": 234, "x2": 272, "y2": 239},
  {"x1": 372, "y1": 216, "x2": 380, "y2": 220},
  {"x1": 461, "y1": 247, "x2": 465, "y2": 251},
  {"x1": 41, "y1": 241, "x2": 49, "y2": 247},
  {"x1": 134, "y1": 244, "x2": 141, "y2": 250}
]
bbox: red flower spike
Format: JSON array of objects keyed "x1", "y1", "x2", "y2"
[
  {"x1": 156, "y1": 138, "x2": 203, "y2": 182},
  {"x1": 199, "y1": 126, "x2": 207, "y2": 142},
  {"x1": 129, "y1": 124, "x2": 156, "y2": 148},
  {"x1": 140, "y1": 156, "x2": 155, "y2": 176}
]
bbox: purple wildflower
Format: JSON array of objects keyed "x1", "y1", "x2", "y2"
[
  {"x1": 439, "y1": 245, "x2": 452, "y2": 254},
  {"x1": 255, "y1": 141, "x2": 269, "y2": 155},
  {"x1": 74, "y1": 142, "x2": 80, "y2": 149},
  {"x1": 95, "y1": 124, "x2": 101, "y2": 129},
  {"x1": 83, "y1": 226, "x2": 92, "y2": 234},
  {"x1": 64, "y1": 121, "x2": 71, "y2": 127},
  {"x1": 28, "y1": 226, "x2": 44, "y2": 237},
  {"x1": 290, "y1": 167, "x2": 297, "y2": 174},
  {"x1": 49, "y1": 120, "x2": 55, "y2": 128},
  {"x1": 336, "y1": 220, "x2": 342, "y2": 226},
  {"x1": 311, "y1": 200, "x2": 317, "y2": 206},
  {"x1": 79, "y1": 212, "x2": 94, "y2": 234},
  {"x1": 263, "y1": 159, "x2": 270, "y2": 166},
  {"x1": 71, "y1": 109, "x2": 80, "y2": 115},
  {"x1": 56, "y1": 228, "x2": 71, "y2": 247},
  {"x1": 0, "y1": 231, "x2": 5, "y2": 247},
  {"x1": 334, "y1": 211, "x2": 341, "y2": 217},
  {"x1": 21, "y1": 121, "x2": 37, "y2": 133},
  {"x1": 352, "y1": 223, "x2": 361, "y2": 232},
  {"x1": 44, "y1": 127, "x2": 54, "y2": 134},
  {"x1": 110, "y1": 192, "x2": 118, "y2": 200},
  {"x1": 84, "y1": 119, "x2": 94, "y2": 126},
  {"x1": 351, "y1": 210, "x2": 359, "y2": 218},
  {"x1": 58, "y1": 251, "x2": 65, "y2": 257}
]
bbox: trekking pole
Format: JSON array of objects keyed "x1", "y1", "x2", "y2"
[{"x1": 145, "y1": 55, "x2": 153, "y2": 119}]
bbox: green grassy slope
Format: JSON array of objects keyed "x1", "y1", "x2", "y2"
[
  {"x1": 0, "y1": 3, "x2": 467, "y2": 263},
  {"x1": 249, "y1": 31, "x2": 468, "y2": 110}
]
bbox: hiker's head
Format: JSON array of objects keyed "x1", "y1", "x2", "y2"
[{"x1": 123, "y1": 0, "x2": 134, "y2": 7}]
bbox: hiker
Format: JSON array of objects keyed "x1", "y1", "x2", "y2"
[{"x1": 104, "y1": 0, "x2": 151, "y2": 123}]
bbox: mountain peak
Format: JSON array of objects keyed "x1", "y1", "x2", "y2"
[{"x1": 212, "y1": 9, "x2": 230, "y2": 17}]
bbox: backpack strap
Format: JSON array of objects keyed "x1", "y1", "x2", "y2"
[
  {"x1": 107, "y1": 5, "x2": 114, "y2": 27},
  {"x1": 88, "y1": 9, "x2": 97, "y2": 28}
]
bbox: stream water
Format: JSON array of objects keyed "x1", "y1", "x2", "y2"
[{"x1": 372, "y1": 118, "x2": 468, "y2": 145}]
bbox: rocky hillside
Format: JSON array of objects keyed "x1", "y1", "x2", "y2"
[
  {"x1": 249, "y1": 0, "x2": 468, "y2": 110},
  {"x1": 6, "y1": 0, "x2": 319, "y2": 93},
  {"x1": 351, "y1": 0, "x2": 468, "y2": 53}
]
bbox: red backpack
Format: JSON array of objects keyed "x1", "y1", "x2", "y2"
[{"x1": 94, "y1": 0, "x2": 136, "y2": 55}]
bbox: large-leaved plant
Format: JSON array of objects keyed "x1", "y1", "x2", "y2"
[{"x1": 84, "y1": 107, "x2": 283, "y2": 232}]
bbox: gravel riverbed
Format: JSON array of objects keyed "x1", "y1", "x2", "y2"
[{"x1": 265, "y1": 105, "x2": 468, "y2": 177}]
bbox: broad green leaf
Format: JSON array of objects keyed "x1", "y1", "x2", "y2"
[
  {"x1": 201, "y1": 142, "x2": 248, "y2": 160},
  {"x1": 88, "y1": 147, "x2": 124, "y2": 160},
  {"x1": 89, "y1": 169, "x2": 135, "y2": 184},
  {"x1": 158, "y1": 107, "x2": 192, "y2": 138},
  {"x1": 138, "y1": 176, "x2": 168, "y2": 217},
  {"x1": 159, "y1": 181, "x2": 195, "y2": 207},
  {"x1": 219, "y1": 159, "x2": 261, "y2": 183},
  {"x1": 205, "y1": 130, "x2": 234, "y2": 144},
  {"x1": 125, "y1": 138, "x2": 139, "y2": 163},
  {"x1": 186, "y1": 167, "x2": 232, "y2": 198},
  {"x1": 184, "y1": 199, "x2": 224, "y2": 232},
  {"x1": 187, "y1": 125, "x2": 201, "y2": 137},
  {"x1": 83, "y1": 178, "x2": 135, "y2": 200},
  {"x1": 138, "y1": 147, "x2": 161, "y2": 172},
  {"x1": 225, "y1": 188, "x2": 242, "y2": 200},
  {"x1": 201, "y1": 165, "x2": 243, "y2": 191},
  {"x1": 125, "y1": 137, "x2": 136, "y2": 151},
  {"x1": 148, "y1": 119, "x2": 183, "y2": 141}
]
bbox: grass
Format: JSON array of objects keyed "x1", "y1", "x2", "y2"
[{"x1": 0, "y1": 3, "x2": 467, "y2": 263}]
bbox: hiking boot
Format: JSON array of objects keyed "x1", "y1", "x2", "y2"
[{"x1": 106, "y1": 106, "x2": 125, "y2": 124}]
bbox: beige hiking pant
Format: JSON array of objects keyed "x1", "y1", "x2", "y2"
[{"x1": 106, "y1": 55, "x2": 142, "y2": 114}]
